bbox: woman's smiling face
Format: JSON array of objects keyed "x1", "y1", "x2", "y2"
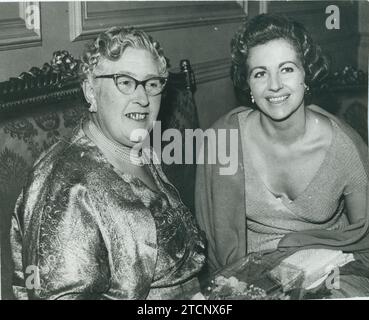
[
  {"x1": 247, "y1": 38, "x2": 306, "y2": 121},
  {"x1": 91, "y1": 47, "x2": 162, "y2": 147}
]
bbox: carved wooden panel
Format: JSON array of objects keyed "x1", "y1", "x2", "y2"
[
  {"x1": 0, "y1": 1, "x2": 41, "y2": 51},
  {"x1": 69, "y1": 1, "x2": 244, "y2": 42}
]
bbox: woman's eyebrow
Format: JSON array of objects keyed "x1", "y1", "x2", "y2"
[
  {"x1": 249, "y1": 66, "x2": 267, "y2": 74},
  {"x1": 117, "y1": 70, "x2": 160, "y2": 79},
  {"x1": 248, "y1": 60, "x2": 301, "y2": 76},
  {"x1": 279, "y1": 60, "x2": 299, "y2": 68}
]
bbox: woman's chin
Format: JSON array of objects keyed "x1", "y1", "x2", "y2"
[
  {"x1": 272, "y1": 113, "x2": 294, "y2": 122},
  {"x1": 261, "y1": 111, "x2": 291, "y2": 122},
  {"x1": 260, "y1": 106, "x2": 301, "y2": 122}
]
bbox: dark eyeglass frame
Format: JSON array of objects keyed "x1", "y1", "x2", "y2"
[{"x1": 94, "y1": 73, "x2": 168, "y2": 96}]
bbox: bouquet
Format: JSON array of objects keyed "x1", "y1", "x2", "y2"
[{"x1": 204, "y1": 275, "x2": 290, "y2": 300}]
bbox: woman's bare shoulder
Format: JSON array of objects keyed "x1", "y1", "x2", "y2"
[
  {"x1": 308, "y1": 107, "x2": 333, "y2": 129},
  {"x1": 306, "y1": 107, "x2": 334, "y2": 147}
]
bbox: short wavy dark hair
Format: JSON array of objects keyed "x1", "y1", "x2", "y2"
[
  {"x1": 80, "y1": 26, "x2": 169, "y2": 80},
  {"x1": 231, "y1": 14, "x2": 329, "y2": 93}
]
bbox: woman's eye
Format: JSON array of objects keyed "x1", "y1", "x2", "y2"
[
  {"x1": 147, "y1": 80, "x2": 159, "y2": 88},
  {"x1": 281, "y1": 67, "x2": 294, "y2": 73},
  {"x1": 254, "y1": 71, "x2": 266, "y2": 79},
  {"x1": 118, "y1": 79, "x2": 134, "y2": 86}
]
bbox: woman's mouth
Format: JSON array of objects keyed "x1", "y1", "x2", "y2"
[
  {"x1": 125, "y1": 112, "x2": 149, "y2": 121},
  {"x1": 266, "y1": 95, "x2": 290, "y2": 104}
]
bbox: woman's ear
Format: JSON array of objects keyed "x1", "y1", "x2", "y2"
[{"x1": 82, "y1": 78, "x2": 98, "y2": 113}]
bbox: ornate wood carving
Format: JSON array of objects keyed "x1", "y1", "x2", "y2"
[{"x1": 0, "y1": 50, "x2": 83, "y2": 117}]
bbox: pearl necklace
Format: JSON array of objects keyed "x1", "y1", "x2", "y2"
[{"x1": 85, "y1": 120, "x2": 145, "y2": 167}]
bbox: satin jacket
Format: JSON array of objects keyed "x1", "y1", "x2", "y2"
[{"x1": 11, "y1": 126, "x2": 205, "y2": 300}]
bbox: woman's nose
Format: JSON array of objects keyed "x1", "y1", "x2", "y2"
[
  {"x1": 133, "y1": 84, "x2": 149, "y2": 106},
  {"x1": 269, "y1": 73, "x2": 282, "y2": 92},
  {"x1": 133, "y1": 84, "x2": 149, "y2": 107}
]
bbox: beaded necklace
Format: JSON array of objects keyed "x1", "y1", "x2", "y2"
[{"x1": 85, "y1": 120, "x2": 144, "y2": 167}]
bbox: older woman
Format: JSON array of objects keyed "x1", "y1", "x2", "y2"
[
  {"x1": 195, "y1": 14, "x2": 369, "y2": 298},
  {"x1": 11, "y1": 27, "x2": 205, "y2": 300}
]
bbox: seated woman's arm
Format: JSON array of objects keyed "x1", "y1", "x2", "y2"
[
  {"x1": 345, "y1": 186, "x2": 368, "y2": 224},
  {"x1": 342, "y1": 133, "x2": 368, "y2": 225},
  {"x1": 11, "y1": 183, "x2": 156, "y2": 300}
]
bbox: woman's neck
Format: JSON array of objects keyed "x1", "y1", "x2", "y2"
[
  {"x1": 84, "y1": 116, "x2": 145, "y2": 168},
  {"x1": 259, "y1": 105, "x2": 309, "y2": 145}
]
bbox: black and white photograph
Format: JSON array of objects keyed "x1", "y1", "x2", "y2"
[{"x1": 0, "y1": 0, "x2": 368, "y2": 304}]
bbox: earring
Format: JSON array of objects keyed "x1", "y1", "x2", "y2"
[
  {"x1": 304, "y1": 84, "x2": 310, "y2": 92},
  {"x1": 88, "y1": 101, "x2": 97, "y2": 113},
  {"x1": 250, "y1": 92, "x2": 255, "y2": 104}
]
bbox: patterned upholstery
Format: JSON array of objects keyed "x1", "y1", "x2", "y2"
[
  {"x1": 0, "y1": 102, "x2": 88, "y2": 299},
  {"x1": 0, "y1": 52, "x2": 199, "y2": 299}
]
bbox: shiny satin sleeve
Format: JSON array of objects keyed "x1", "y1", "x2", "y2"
[{"x1": 11, "y1": 178, "x2": 156, "y2": 300}]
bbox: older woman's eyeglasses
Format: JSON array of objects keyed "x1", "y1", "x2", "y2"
[{"x1": 94, "y1": 74, "x2": 167, "y2": 96}]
